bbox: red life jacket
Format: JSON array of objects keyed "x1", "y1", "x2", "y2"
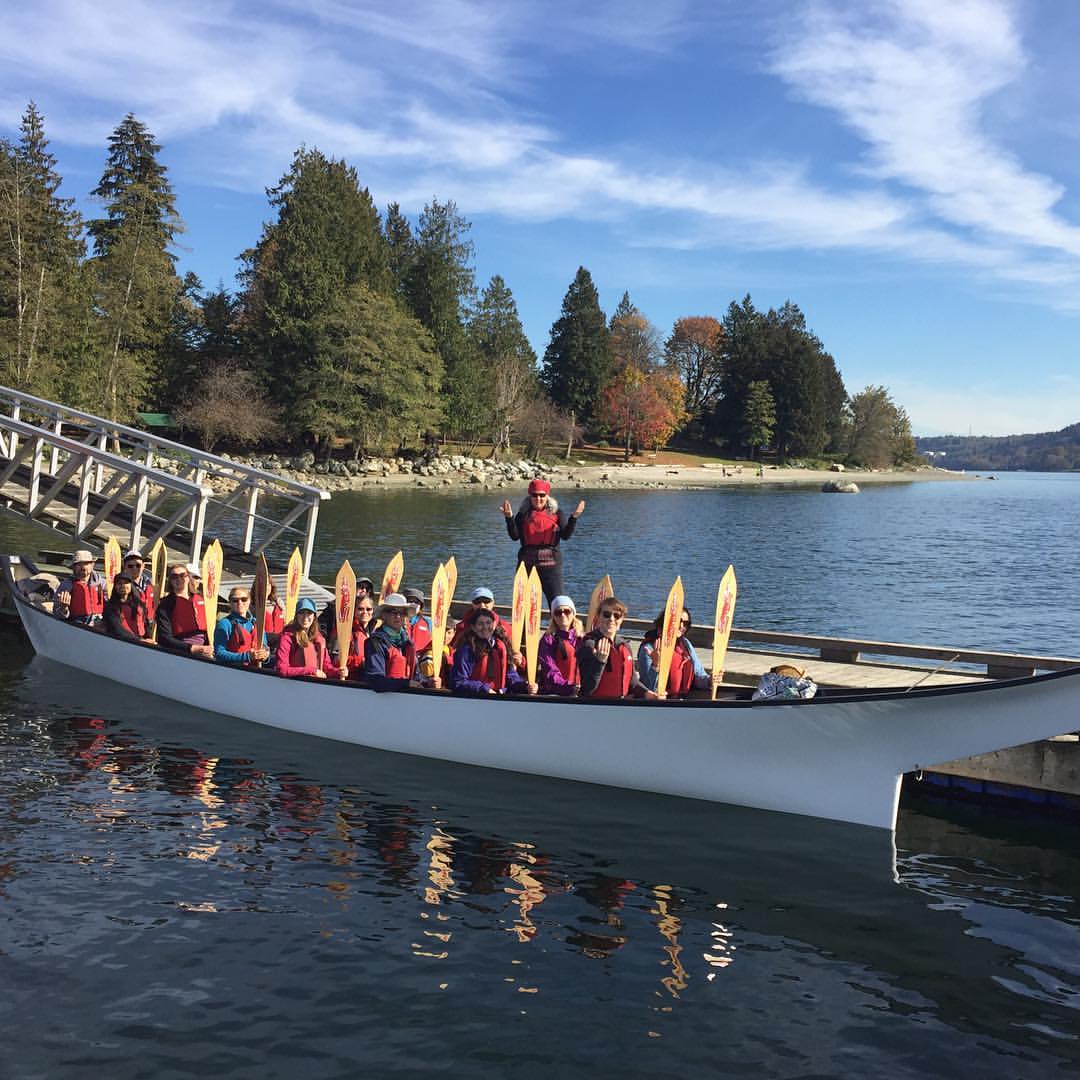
[
  {"x1": 553, "y1": 635, "x2": 578, "y2": 686},
  {"x1": 226, "y1": 618, "x2": 258, "y2": 664},
  {"x1": 410, "y1": 615, "x2": 432, "y2": 652},
  {"x1": 119, "y1": 602, "x2": 146, "y2": 638},
  {"x1": 384, "y1": 637, "x2": 417, "y2": 680},
  {"x1": 170, "y1": 594, "x2": 207, "y2": 637},
  {"x1": 69, "y1": 579, "x2": 104, "y2": 618},
  {"x1": 450, "y1": 611, "x2": 502, "y2": 652},
  {"x1": 289, "y1": 635, "x2": 324, "y2": 672},
  {"x1": 265, "y1": 603, "x2": 285, "y2": 635},
  {"x1": 589, "y1": 639, "x2": 633, "y2": 699},
  {"x1": 471, "y1": 638, "x2": 509, "y2": 691},
  {"x1": 347, "y1": 622, "x2": 370, "y2": 672},
  {"x1": 666, "y1": 640, "x2": 695, "y2": 697},
  {"x1": 520, "y1": 508, "x2": 559, "y2": 547},
  {"x1": 136, "y1": 576, "x2": 156, "y2": 621}
]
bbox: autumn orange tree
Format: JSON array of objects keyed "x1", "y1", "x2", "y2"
[
  {"x1": 597, "y1": 364, "x2": 688, "y2": 461},
  {"x1": 664, "y1": 316, "x2": 724, "y2": 421}
]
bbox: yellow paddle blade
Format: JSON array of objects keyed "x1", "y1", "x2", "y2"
[
  {"x1": 510, "y1": 561, "x2": 529, "y2": 653},
  {"x1": 429, "y1": 563, "x2": 451, "y2": 678},
  {"x1": 284, "y1": 546, "x2": 303, "y2": 625},
  {"x1": 201, "y1": 541, "x2": 223, "y2": 623},
  {"x1": 104, "y1": 537, "x2": 122, "y2": 596},
  {"x1": 148, "y1": 537, "x2": 165, "y2": 593},
  {"x1": 444, "y1": 556, "x2": 458, "y2": 604},
  {"x1": 380, "y1": 550, "x2": 404, "y2": 603},
  {"x1": 587, "y1": 574, "x2": 614, "y2": 630},
  {"x1": 654, "y1": 576, "x2": 685, "y2": 700},
  {"x1": 711, "y1": 565, "x2": 738, "y2": 699},
  {"x1": 335, "y1": 559, "x2": 357, "y2": 674},
  {"x1": 524, "y1": 566, "x2": 543, "y2": 685}
]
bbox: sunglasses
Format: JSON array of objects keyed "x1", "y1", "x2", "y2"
[
  {"x1": 554, "y1": 608, "x2": 574, "y2": 616},
  {"x1": 230, "y1": 596, "x2": 250, "y2": 603},
  {"x1": 170, "y1": 572, "x2": 188, "y2": 580},
  {"x1": 599, "y1": 611, "x2": 623, "y2": 620},
  {"x1": 680, "y1": 618, "x2": 691, "y2": 627}
]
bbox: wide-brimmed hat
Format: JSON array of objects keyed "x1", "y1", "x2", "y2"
[
  {"x1": 70, "y1": 549, "x2": 95, "y2": 566},
  {"x1": 377, "y1": 593, "x2": 418, "y2": 618}
]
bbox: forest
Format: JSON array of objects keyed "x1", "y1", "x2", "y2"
[
  {"x1": 1, "y1": 103, "x2": 917, "y2": 468},
  {"x1": 917, "y1": 425, "x2": 1080, "y2": 472}
]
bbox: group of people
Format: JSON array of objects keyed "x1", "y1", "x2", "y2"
[{"x1": 49, "y1": 476, "x2": 717, "y2": 701}]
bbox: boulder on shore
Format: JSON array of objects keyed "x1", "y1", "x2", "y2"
[{"x1": 822, "y1": 479, "x2": 859, "y2": 493}]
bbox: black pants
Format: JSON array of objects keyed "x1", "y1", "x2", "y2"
[{"x1": 518, "y1": 548, "x2": 563, "y2": 605}]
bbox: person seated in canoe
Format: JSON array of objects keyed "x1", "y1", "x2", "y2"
[
  {"x1": 54, "y1": 549, "x2": 106, "y2": 626},
  {"x1": 277, "y1": 598, "x2": 335, "y2": 679},
  {"x1": 577, "y1": 598, "x2": 656, "y2": 700},
  {"x1": 450, "y1": 607, "x2": 537, "y2": 696},
  {"x1": 320, "y1": 574, "x2": 374, "y2": 641},
  {"x1": 637, "y1": 607, "x2": 710, "y2": 698},
  {"x1": 213, "y1": 586, "x2": 271, "y2": 668},
  {"x1": 263, "y1": 576, "x2": 285, "y2": 648},
  {"x1": 501, "y1": 478, "x2": 585, "y2": 604},
  {"x1": 537, "y1": 594, "x2": 583, "y2": 696},
  {"x1": 103, "y1": 573, "x2": 154, "y2": 644},
  {"x1": 156, "y1": 563, "x2": 214, "y2": 659},
  {"x1": 447, "y1": 587, "x2": 523, "y2": 668},
  {"x1": 365, "y1": 593, "x2": 441, "y2": 692},
  {"x1": 403, "y1": 587, "x2": 435, "y2": 680},
  {"x1": 123, "y1": 549, "x2": 157, "y2": 621},
  {"x1": 338, "y1": 595, "x2": 377, "y2": 680}
]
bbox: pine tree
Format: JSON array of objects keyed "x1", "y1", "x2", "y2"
[
  {"x1": 402, "y1": 199, "x2": 481, "y2": 439},
  {"x1": 239, "y1": 147, "x2": 389, "y2": 435},
  {"x1": 87, "y1": 113, "x2": 183, "y2": 419},
  {"x1": 0, "y1": 102, "x2": 89, "y2": 397},
  {"x1": 384, "y1": 202, "x2": 415, "y2": 299},
  {"x1": 468, "y1": 274, "x2": 537, "y2": 453},
  {"x1": 741, "y1": 380, "x2": 776, "y2": 456},
  {"x1": 541, "y1": 267, "x2": 610, "y2": 426}
]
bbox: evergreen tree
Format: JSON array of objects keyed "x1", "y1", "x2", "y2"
[
  {"x1": 383, "y1": 202, "x2": 415, "y2": 299},
  {"x1": 402, "y1": 199, "x2": 481, "y2": 437},
  {"x1": 468, "y1": 274, "x2": 537, "y2": 453},
  {"x1": 0, "y1": 102, "x2": 89, "y2": 397},
  {"x1": 541, "y1": 267, "x2": 610, "y2": 425},
  {"x1": 610, "y1": 290, "x2": 636, "y2": 326},
  {"x1": 87, "y1": 113, "x2": 183, "y2": 419},
  {"x1": 741, "y1": 380, "x2": 776, "y2": 456},
  {"x1": 240, "y1": 147, "x2": 389, "y2": 433}
]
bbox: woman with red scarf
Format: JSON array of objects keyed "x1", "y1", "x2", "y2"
[{"x1": 501, "y1": 478, "x2": 585, "y2": 604}]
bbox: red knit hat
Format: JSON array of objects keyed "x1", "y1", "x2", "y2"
[{"x1": 528, "y1": 477, "x2": 551, "y2": 496}]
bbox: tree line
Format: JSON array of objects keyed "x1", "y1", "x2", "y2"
[
  {"x1": 1, "y1": 103, "x2": 917, "y2": 467},
  {"x1": 917, "y1": 425, "x2": 1080, "y2": 472}
]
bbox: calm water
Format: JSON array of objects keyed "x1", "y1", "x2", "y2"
[{"x1": 2, "y1": 474, "x2": 1079, "y2": 1077}]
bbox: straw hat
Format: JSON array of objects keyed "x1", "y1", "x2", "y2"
[{"x1": 377, "y1": 593, "x2": 418, "y2": 618}]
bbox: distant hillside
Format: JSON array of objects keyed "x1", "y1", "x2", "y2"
[{"x1": 917, "y1": 423, "x2": 1080, "y2": 471}]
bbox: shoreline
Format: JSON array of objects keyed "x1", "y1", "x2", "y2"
[{"x1": 218, "y1": 452, "x2": 974, "y2": 495}]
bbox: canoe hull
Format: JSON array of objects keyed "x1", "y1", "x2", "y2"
[{"x1": 9, "y1": 563, "x2": 1080, "y2": 831}]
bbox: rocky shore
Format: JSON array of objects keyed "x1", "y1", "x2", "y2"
[{"x1": 199, "y1": 451, "x2": 970, "y2": 495}]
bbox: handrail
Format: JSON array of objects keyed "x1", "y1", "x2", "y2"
[{"x1": 0, "y1": 384, "x2": 327, "y2": 500}]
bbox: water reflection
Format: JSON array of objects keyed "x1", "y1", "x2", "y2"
[{"x1": 3, "y1": 668, "x2": 1080, "y2": 1075}]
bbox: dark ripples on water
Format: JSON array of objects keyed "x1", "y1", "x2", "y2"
[{"x1": 2, "y1": 661, "x2": 1079, "y2": 1078}]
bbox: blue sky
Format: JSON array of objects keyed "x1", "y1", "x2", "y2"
[{"x1": 3, "y1": 0, "x2": 1079, "y2": 436}]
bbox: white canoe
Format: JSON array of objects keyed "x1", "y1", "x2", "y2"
[{"x1": 7, "y1": 557, "x2": 1079, "y2": 831}]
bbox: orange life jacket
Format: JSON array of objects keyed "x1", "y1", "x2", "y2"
[
  {"x1": 471, "y1": 638, "x2": 509, "y2": 691},
  {"x1": 410, "y1": 615, "x2": 432, "y2": 652}
]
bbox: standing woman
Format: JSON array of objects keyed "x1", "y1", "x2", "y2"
[
  {"x1": 537, "y1": 595, "x2": 582, "y2": 696},
  {"x1": 501, "y1": 478, "x2": 585, "y2": 604}
]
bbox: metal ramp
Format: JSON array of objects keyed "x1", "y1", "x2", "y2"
[{"x1": 0, "y1": 385, "x2": 330, "y2": 594}]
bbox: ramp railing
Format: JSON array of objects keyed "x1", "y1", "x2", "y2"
[{"x1": 0, "y1": 385, "x2": 329, "y2": 574}]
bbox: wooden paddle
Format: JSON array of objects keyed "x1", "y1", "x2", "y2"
[
  {"x1": 148, "y1": 537, "x2": 166, "y2": 642},
  {"x1": 429, "y1": 562, "x2": 451, "y2": 687},
  {"x1": 654, "y1": 576, "x2": 685, "y2": 700},
  {"x1": 104, "y1": 537, "x2": 122, "y2": 597},
  {"x1": 510, "y1": 561, "x2": 528, "y2": 655},
  {"x1": 587, "y1": 574, "x2": 614, "y2": 630},
  {"x1": 711, "y1": 565, "x2": 738, "y2": 700},
  {"x1": 524, "y1": 566, "x2": 543, "y2": 686},
  {"x1": 444, "y1": 556, "x2": 458, "y2": 606},
  {"x1": 380, "y1": 550, "x2": 404, "y2": 604},
  {"x1": 284, "y1": 546, "x2": 303, "y2": 626},
  {"x1": 201, "y1": 540, "x2": 223, "y2": 630},
  {"x1": 335, "y1": 559, "x2": 357, "y2": 679},
  {"x1": 252, "y1": 553, "x2": 270, "y2": 668}
]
